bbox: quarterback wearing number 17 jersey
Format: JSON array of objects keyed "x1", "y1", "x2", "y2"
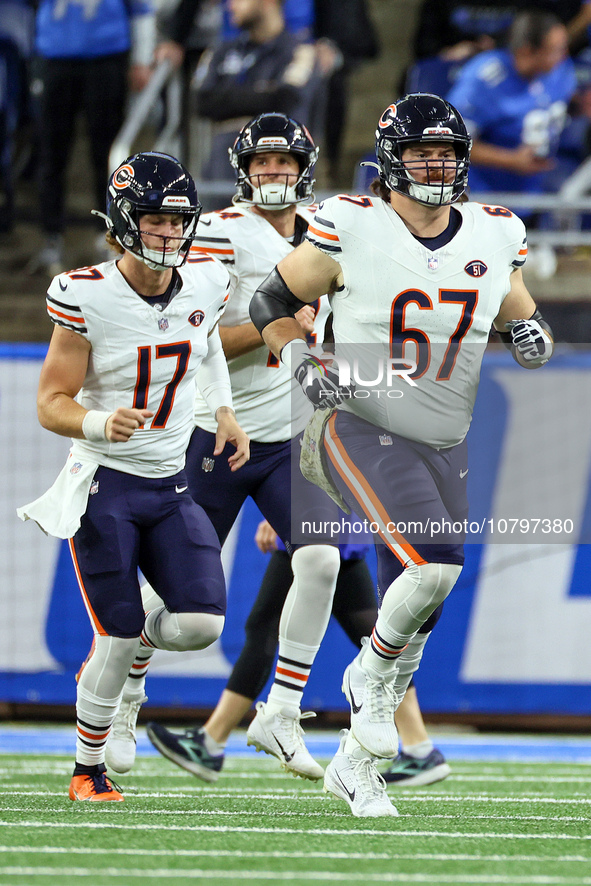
[
  {"x1": 306, "y1": 195, "x2": 527, "y2": 449},
  {"x1": 19, "y1": 253, "x2": 232, "y2": 540},
  {"x1": 46, "y1": 255, "x2": 231, "y2": 477}
]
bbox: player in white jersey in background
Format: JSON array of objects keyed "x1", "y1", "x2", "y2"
[
  {"x1": 250, "y1": 94, "x2": 554, "y2": 816},
  {"x1": 17, "y1": 152, "x2": 249, "y2": 801}
]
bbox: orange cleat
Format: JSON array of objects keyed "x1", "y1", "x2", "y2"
[{"x1": 69, "y1": 769, "x2": 124, "y2": 802}]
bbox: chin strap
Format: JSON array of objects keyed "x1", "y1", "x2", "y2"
[{"x1": 91, "y1": 209, "x2": 112, "y2": 228}]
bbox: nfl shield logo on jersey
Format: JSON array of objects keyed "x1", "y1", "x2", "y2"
[
  {"x1": 90, "y1": 480, "x2": 99, "y2": 495},
  {"x1": 202, "y1": 457, "x2": 215, "y2": 472},
  {"x1": 427, "y1": 255, "x2": 439, "y2": 271},
  {"x1": 379, "y1": 434, "x2": 393, "y2": 446},
  {"x1": 70, "y1": 462, "x2": 83, "y2": 475},
  {"x1": 158, "y1": 317, "x2": 169, "y2": 331}
]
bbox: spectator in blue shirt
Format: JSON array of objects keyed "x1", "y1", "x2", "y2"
[
  {"x1": 411, "y1": 0, "x2": 581, "y2": 63},
  {"x1": 448, "y1": 10, "x2": 577, "y2": 196}
]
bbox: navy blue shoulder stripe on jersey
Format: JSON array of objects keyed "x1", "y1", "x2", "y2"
[
  {"x1": 47, "y1": 293, "x2": 82, "y2": 312},
  {"x1": 51, "y1": 317, "x2": 88, "y2": 334},
  {"x1": 313, "y1": 216, "x2": 336, "y2": 229},
  {"x1": 306, "y1": 233, "x2": 342, "y2": 254},
  {"x1": 512, "y1": 236, "x2": 528, "y2": 268}
]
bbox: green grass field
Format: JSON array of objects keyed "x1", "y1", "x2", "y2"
[{"x1": 1, "y1": 749, "x2": 590, "y2": 886}]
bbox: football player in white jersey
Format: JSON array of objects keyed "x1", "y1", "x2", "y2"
[
  {"x1": 109, "y1": 113, "x2": 379, "y2": 784},
  {"x1": 250, "y1": 94, "x2": 554, "y2": 816},
  {"x1": 17, "y1": 152, "x2": 249, "y2": 802}
]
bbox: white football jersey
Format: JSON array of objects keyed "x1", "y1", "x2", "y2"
[
  {"x1": 306, "y1": 196, "x2": 527, "y2": 448},
  {"x1": 191, "y1": 203, "x2": 330, "y2": 441},
  {"x1": 45, "y1": 256, "x2": 231, "y2": 476}
]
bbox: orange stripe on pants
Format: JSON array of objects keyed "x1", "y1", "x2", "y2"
[
  {"x1": 68, "y1": 538, "x2": 108, "y2": 636},
  {"x1": 325, "y1": 413, "x2": 426, "y2": 567}
]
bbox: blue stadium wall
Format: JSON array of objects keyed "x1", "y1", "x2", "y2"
[{"x1": 2, "y1": 343, "x2": 590, "y2": 716}]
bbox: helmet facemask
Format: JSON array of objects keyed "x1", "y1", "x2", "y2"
[
  {"x1": 236, "y1": 155, "x2": 317, "y2": 210},
  {"x1": 229, "y1": 113, "x2": 319, "y2": 209},
  {"x1": 375, "y1": 95, "x2": 472, "y2": 207},
  {"x1": 379, "y1": 139, "x2": 470, "y2": 207},
  {"x1": 114, "y1": 198, "x2": 200, "y2": 269}
]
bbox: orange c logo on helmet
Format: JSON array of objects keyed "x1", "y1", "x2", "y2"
[
  {"x1": 378, "y1": 105, "x2": 397, "y2": 129},
  {"x1": 113, "y1": 164, "x2": 135, "y2": 189},
  {"x1": 302, "y1": 123, "x2": 315, "y2": 145}
]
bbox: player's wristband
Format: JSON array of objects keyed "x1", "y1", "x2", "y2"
[
  {"x1": 82, "y1": 410, "x2": 111, "y2": 442},
  {"x1": 280, "y1": 339, "x2": 309, "y2": 369}
]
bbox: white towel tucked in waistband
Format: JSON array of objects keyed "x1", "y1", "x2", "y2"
[{"x1": 17, "y1": 452, "x2": 99, "y2": 539}]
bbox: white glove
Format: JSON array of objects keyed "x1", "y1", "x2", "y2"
[
  {"x1": 282, "y1": 340, "x2": 355, "y2": 409},
  {"x1": 505, "y1": 318, "x2": 553, "y2": 368}
]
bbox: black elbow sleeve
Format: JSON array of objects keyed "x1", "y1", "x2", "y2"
[
  {"x1": 530, "y1": 308, "x2": 553, "y2": 340},
  {"x1": 249, "y1": 267, "x2": 308, "y2": 334}
]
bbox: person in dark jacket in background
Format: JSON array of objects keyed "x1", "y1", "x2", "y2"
[
  {"x1": 192, "y1": 0, "x2": 323, "y2": 182},
  {"x1": 28, "y1": 0, "x2": 156, "y2": 276}
]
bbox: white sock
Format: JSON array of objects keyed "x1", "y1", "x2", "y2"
[
  {"x1": 140, "y1": 580, "x2": 166, "y2": 612},
  {"x1": 76, "y1": 685, "x2": 121, "y2": 766},
  {"x1": 121, "y1": 647, "x2": 154, "y2": 700},
  {"x1": 116, "y1": 581, "x2": 161, "y2": 699},
  {"x1": 362, "y1": 563, "x2": 460, "y2": 679},
  {"x1": 267, "y1": 638, "x2": 318, "y2": 710},
  {"x1": 267, "y1": 545, "x2": 340, "y2": 710},
  {"x1": 402, "y1": 739, "x2": 433, "y2": 759},
  {"x1": 201, "y1": 727, "x2": 226, "y2": 755},
  {"x1": 142, "y1": 607, "x2": 223, "y2": 652}
]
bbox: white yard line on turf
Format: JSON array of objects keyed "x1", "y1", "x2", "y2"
[
  {"x1": 0, "y1": 821, "x2": 589, "y2": 840},
  {"x1": 2, "y1": 801, "x2": 590, "y2": 823},
  {"x1": 0, "y1": 848, "x2": 589, "y2": 864},
  {"x1": 1, "y1": 867, "x2": 591, "y2": 883},
  {"x1": 3, "y1": 790, "x2": 591, "y2": 806}
]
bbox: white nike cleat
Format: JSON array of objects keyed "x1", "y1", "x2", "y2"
[
  {"x1": 246, "y1": 701, "x2": 324, "y2": 781},
  {"x1": 324, "y1": 730, "x2": 399, "y2": 818},
  {"x1": 342, "y1": 643, "x2": 399, "y2": 758},
  {"x1": 105, "y1": 694, "x2": 147, "y2": 774}
]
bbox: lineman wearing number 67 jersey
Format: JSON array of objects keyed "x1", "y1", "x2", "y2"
[
  {"x1": 17, "y1": 152, "x2": 249, "y2": 802},
  {"x1": 250, "y1": 94, "x2": 554, "y2": 817}
]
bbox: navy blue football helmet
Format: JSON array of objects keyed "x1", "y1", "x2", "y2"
[
  {"x1": 230, "y1": 113, "x2": 319, "y2": 208},
  {"x1": 375, "y1": 93, "x2": 471, "y2": 206},
  {"x1": 102, "y1": 152, "x2": 201, "y2": 269}
]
